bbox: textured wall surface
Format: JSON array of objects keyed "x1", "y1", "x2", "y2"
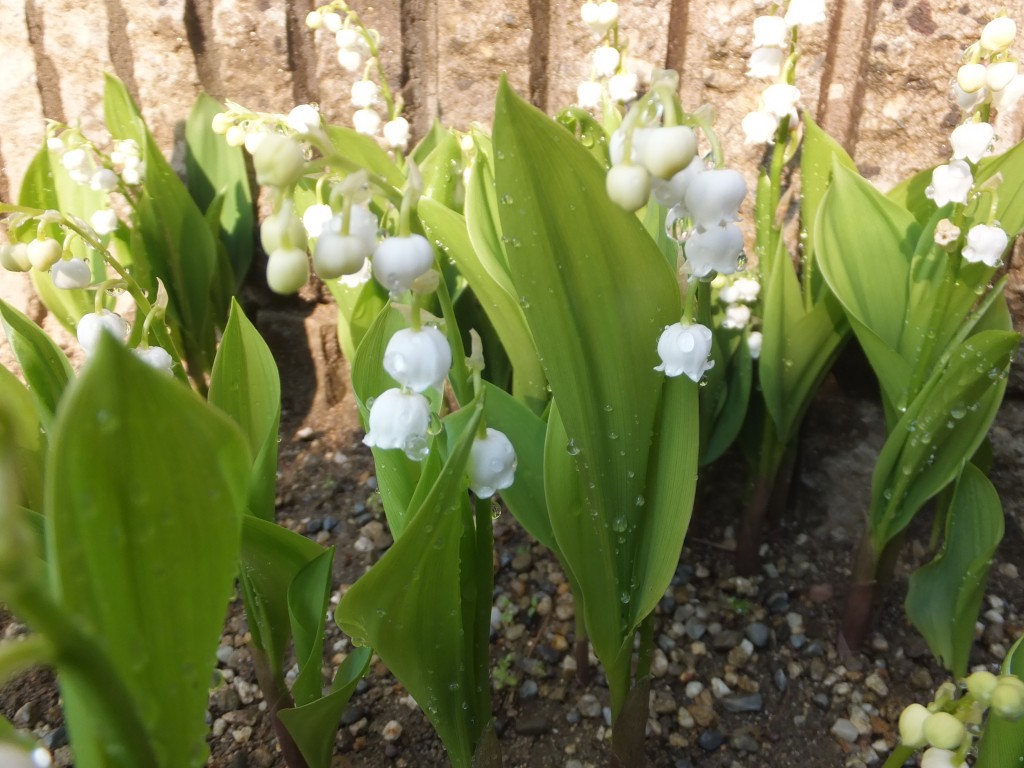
[{"x1": 1, "y1": 0, "x2": 1023, "y2": 323}]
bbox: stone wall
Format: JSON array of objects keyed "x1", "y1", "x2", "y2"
[{"x1": 1, "y1": 0, "x2": 1023, "y2": 330}]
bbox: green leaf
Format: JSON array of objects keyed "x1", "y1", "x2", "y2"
[
  {"x1": 209, "y1": 299, "x2": 281, "y2": 521},
  {"x1": 185, "y1": 92, "x2": 254, "y2": 285},
  {"x1": 905, "y1": 463, "x2": 1003, "y2": 676},
  {"x1": 420, "y1": 129, "x2": 464, "y2": 211},
  {"x1": 288, "y1": 549, "x2": 335, "y2": 707},
  {"x1": 277, "y1": 646, "x2": 372, "y2": 768},
  {"x1": 420, "y1": 196, "x2": 546, "y2": 409},
  {"x1": 239, "y1": 516, "x2": 326, "y2": 683},
  {"x1": 0, "y1": 297, "x2": 74, "y2": 425},
  {"x1": 702, "y1": 336, "x2": 752, "y2": 465},
  {"x1": 324, "y1": 277, "x2": 390, "y2": 363},
  {"x1": 325, "y1": 125, "x2": 404, "y2": 189},
  {"x1": 816, "y1": 161, "x2": 920, "y2": 357},
  {"x1": 976, "y1": 139, "x2": 1024, "y2": 238},
  {"x1": 0, "y1": 366, "x2": 45, "y2": 511},
  {"x1": 335, "y1": 402, "x2": 492, "y2": 768},
  {"x1": 48, "y1": 336, "x2": 248, "y2": 768},
  {"x1": 104, "y1": 73, "x2": 220, "y2": 373},
  {"x1": 870, "y1": 329, "x2": 1018, "y2": 547},
  {"x1": 493, "y1": 80, "x2": 697, "y2": 715}
]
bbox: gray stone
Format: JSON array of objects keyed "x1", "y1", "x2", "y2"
[{"x1": 721, "y1": 693, "x2": 763, "y2": 713}]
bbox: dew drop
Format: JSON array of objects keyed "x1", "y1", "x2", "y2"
[
  {"x1": 619, "y1": 591, "x2": 631, "y2": 604},
  {"x1": 566, "y1": 439, "x2": 580, "y2": 456},
  {"x1": 612, "y1": 516, "x2": 627, "y2": 533},
  {"x1": 404, "y1": 434, "x2": 430, "y2": 461}
]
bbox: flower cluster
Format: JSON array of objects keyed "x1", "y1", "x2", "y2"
[
  {"x1": 897, "y1": 671, "x2": 1024, "y2": 767},
  {"x1": 574, "y1": 2, "x2": 642, "y2": 108},
  {"x1": 924, "y1": 16, "x2": 1019, "y2": 267},
  {"x1": 741, "y1": 0, "x2": 825, "y2": 144},
  {"x1": 305, "y1": 2, "x2": 409, "y2": 150},
  {"x1": 715, "y1": 273, "x2": 762, "y2": 357}
]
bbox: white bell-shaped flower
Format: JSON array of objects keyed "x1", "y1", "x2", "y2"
[
  {"x1": 762, "y1": 82, "x2": 801, "y2": 121},
  {"x1": 337, "y1": 47, "x2": 363, "y2": 73},
  {"x1": 383, "y1": 117, "x2": 411, "y2": 150},
  {"x1": 27, "y1": 238, "x2": 63, "y2": 271},
  {"x1": 608, "y1": 72, "x2": 638, "y2": 103},
  {"x1": 383, "y1": 326, "x2": 452, "y2": 392},
  {"x1": 925, "y1": 160, "x2": 973, "y2": 206},
  {"x1": 287, "y1": 104, "x2": 321, "y2": 135},
  {"x1": 950, "y1": 121, "x2": 994, "y2": 163},
  {"x1": 372, "y1": 234, "x2": 435, "y2": 293},
  {"x1": 992, "y1": 73, "x2": 1024, "y2": 112},
  {"x1": 722, "y1": 304, "x2": 751, "y2": 329},
  {"x1": 90, "y1": 209, "x2": 119, "y2": 236},
  {"x1": 77, "y1": 310, "x2": 129, "y2": 356},
  {"x1": 784, "y1": 0, "x2": 825, "y2": 27},
  {"x1": 302, "y1": 203, "x2": 335, "y2": 238},
  {"x1": 51, "y1": 258, "x2": 92, "y2": 289},
  {"x1": 753, "y1": 15, "x2": 788, "y2": 47},
  {"x1": 650, "y1": 155, "x2": 705, "y2": 209},
  {"x1": 721, "y1": 276, "x2": 760, "y2": 303},
  {"x1": 961, "y1": 223, "x2": 1008, "y2": 267},
  {"x1": 641, "y1": 125, "x2": 698, "y2": 180},
  {"x1": 606, "y1": 163, "x2": 651, "y2": 212},
  {"x1": 986, "y1": 61, "x2": 1019, "y2": 92},
  {"x1": 957, "y1": 63, "x2": 987, "y2": 93},
  {"x1": 684, "y1": 224, "x2": 745, "y2": 277},
  {"x1": 742, "y1": 110, "x2": 780, "y2": 144},
  {"x1": 684, "y1": 169, "x2": 747, "y2": 228},
  {"x1": 266, "y1": 248, "x2": 310, "y2": 294},
  {"x1": 134, "y1": 346, "x2": 174, "y2": 375},
  {"x1": 580, "y1": 1, "x2": 619, "y2": 37},
  {"x1": 89, "y1": 168, "x2": 119, "y2": 192},
  {"x1": 353, "y1": 108, "x2": 382, "y2": 136},
  {"x1": 747, "y1": 47, "x2": 785, "y2": 79},
  {"x1": 468, "y1": 428, "x2": 517, "y2": 498},
  {"x1": 593, "y1": 46, "x2": 621, "y2": 78},
  {"x1": 654, "y1": 322, "x2": 715, "y2": 381},
  {"x1": 952, "y1": 81, "x2": 986, "y2": 112},
  {"x1": 314, "y1": 230, "x2": 373, "y2": 279},
  {"x1": 362, "y1": 387, "x2": 431, "y2": 455},
  {"x1": 577, "y1": 81, "x2": 603, "y2": 109},
  {"x1": 351, "y1": 80, "x2": 380, "y2": 108},
  {"x1": 746, "y1": 331, "x2": 763, "y2": 359},
  {"x1": 981, "y1": 16, "x2": 1016, "y2": 52}
]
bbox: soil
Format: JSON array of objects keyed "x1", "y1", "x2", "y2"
[{"x1": 2, "y1": 292, "x2": 1023, "y2": 768}]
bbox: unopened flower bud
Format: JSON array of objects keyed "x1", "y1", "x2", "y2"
[
  {"x1": 322, "y1": 11, "x2": 342, "y2": 32},
  {"x1": 921, "y1": 748, "x2": 966, "y2": 768},
  {"x1": 27, "y1": 238, "x2": 63, "y2": 271},
  {"x1": 0, "y1": 243, "x2": 31, "y2": 272},
  {"x1": 992, "y1": 73, "x2": 1024, "y2": 111},
  {"x1": 898, "y1": 702, "x2": 930, "y2": 748},
  {"x1": 225, "y1": 125, "x2": 246, "y2": 147},
  {"x1": 0, "y1": 744, "x2": 41, "y2": 768},
  {"x1": 305, "y1": 10, "x2": 322, "y2": 29},
  {"x1": 77, "y1": 310, "x2": 129, "y2": 355},
  {"x1": 253, "y1": 133, "x2": 305, "y2": 188},
  {"x1": 605, "y1": 163, "x2": 651, "y2": 212},
  {"x1": 747, "y1": 330, "x2": 762, "y2": 359},
  {"x1": 261, "y1": 206, "x2": 306, "y2": 253},
  {"x1": 51, "y1": 258, "x2": 91, "y2": 289},
  {"x1": 266, "y1": 248, "x2": 310, "y2": 294},
  {"x1": 302, "y1": 204, "x2": 334, "y2": 239},
  {"x1": 372, "y1": 234, "x2": 435, "y2": 294},
  {"x1": 468, "y1": 428, "x2": 517, "y2": 498},
  {"x1": 957, "y1": 63, "x2": 988, "y2": 93},
  {"x1": 923, "y1": 711, "x2": 965, "y2": 750},
  {"x1": 337, "y1": 47, "x2": 363, "y2": 73},
  {"x1": 650, "y1": 155, "x2": 704, "y2": 208},
  {"x1": 655, "y1": 322, "x2": 715, "y2": 381},
  {"x1": 980, "y1": 16, "x2": 1016, "y2": 53},
  {"x1": 990, "y1": 676, "x2": 1024, "y2": 720},
  {"x1": 966, "y1": 670, "x2": 999, "y2": 703},
  {"x1": 641, "y1": 125, "x2": 698, "y2": 180}
]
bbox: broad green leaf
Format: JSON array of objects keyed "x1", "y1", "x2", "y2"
[
  {"x1": 288, "y1": 549, "x2": 336, "y2": 707},
  {"x1": 104, "y1": 73, "x2": 219, "y2": 373},
  {"x1": 325, "y1": 125, "x2": 404, "y2": 189},
  {"x1": 493, "y1": 81, "x2": 683, "y2": 687},
  {"x1": 800, "y1": 113, "x2": 857, "y2": 301},
  {"x1": 977, "y1": 139, "x2": 1024, "y2": 238},
  {"x1": 336, "y1": 402, "x2": 491, "y2": 768},
  {"x1": 0, "y1": 297, "x2": 74, "y2": 425},
  {"x1": 870, "y1": 329, "x2": 1017, "y2": 546},
  {"x1": 975, "y1": 635, "x2": 1024, "y2": 767},
  {"x1": 209, "y1": 299, "x2": 281, "y2": 521},
  {"x1": 816, "y1": 161, "x2": 920, "y2": 355},
  {"x1": 420, "y1": 197, "x2": 546, "y2": 409},
  {"x1": 0, "y1": 366, "x2": 44, "y2": 511},
  {"x1": 703, "y1": 335, "x2": 752, "y2": 465},
  {"x1": 905, "y1": 463, "x2": 1003, "y2": 676},
  {"x1": 239, "y1": 516, "x2": 326, "y2": 683},
  {"x1": 277, "y1": 646, "x2": 372, "y2": 768},
  {"x1": 324, "y1": 277, "x2": 389, "y2": 363},
  {"x1": 554, "y1": 107, "x2": 612, "y2": 168},
  {"x1": 185, "y1": 92, "x2": 254, "y2": 285},
  {"x1": 48, "y1": 337, "x2": 248, "y2": 768},
  {"x1": 420, "y1": 130, "x2": 464, "y2": 211}
]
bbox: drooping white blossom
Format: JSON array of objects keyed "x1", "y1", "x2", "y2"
[
  {"x1": 684, "y1": 169, "x2": 747, "y2": 228},
  {"x1": 641, "y1": 125, "x2": 698, "y2": 180},
  {"x1": 650, "y1": 156, "x2": 705, "y2": 209},
  {"x1": 77, "y1": 310, "x2": 129, "y2": 355},
  {"x1": 608, "y1": 72, "x2": 638, "y2": 103},
  {"x1": 920, "y1": 748, "x2": 966, "y2": 768},
  {"x1": 992, "y1": 73, "x2": 1024, "y2": 111},
  {"x1": 577, "y1": 81, "x2": 603, "y2": 109},
  {"x1": 746, "y1": 331, "x2": 763, "y2": 359},
  {"x1": 986, "y1": 60, "x2": 1019, "y2": 92},
  {"x1": 961, "y1": 223, "x2": 1008, "y2": 267},
  {"x1": 287, "y1": 104, "x2": 321, "y2": 135},
  {"x1": 762, "y1": 82, "x2": 801, "y2": 121},
  {"x1": 372, "y1": 234, "x2": 435, "y2": 293},
  {"x1": 90, "y1": 208, "x2": 119, "y2": 236},
  {"x1": 950, "y1": 121, "x2": 994, "y2": 163},
  {"x1": 383, "y1": 326, "x2": 452, "y2": 392},
  {"x1": 593, "y1": 46, "x2": 621, "y2": 78},
  {"x1": 580, "y1": 1, "x2": 619, "y2": 38},
  {"x1": 784, "y1": 0, "x2": 826, "y2": 28},
  {"x1": 924, "y1": 160, "x2": 973, "y2": 206},
  {"x1": 468, "y1": 428, "x2": 517, "y2": 498},
  {"x1": 605, "y1": 163, "x2": 651, "y2": 212},
  {"x1": 742, "y1": 110, "x2": 780, "y2": 144},
  {"x1": 720, "y1": 276, "x2": 760, "y2": 303},
  {"x1": 722, "y1": 304, "x2": 752, "y2": 329},
  {"x1": 684, "y1": 223, "x2": 745, "y2": 278},
  {"x1": 134, "y1": 346, "x2": 175, "y2": 375},
  {"x1": 266, "y1": 248, "x2": 310, "y2": 294},
  {"x1": 753, "y1": 15, "x2": 789, "y2": 47},
  {"x1": 51, "y1": 258, "x2": 92, "y2": 289},
  {"x1": 362, "y1": 387, "x2": 431, "y2": 455},
  {"x1": 383, "y1": 117, "x2": 411, "y2": 150},
  {"x1": 353, "y1": 108, "x2": 382, "y2": 135},
  {"x1": 654, "y1": 322, "x2": 715, "y2": 381},
  {"x1": 747, "y1": 47, "x2": 786, "y2": 79},
  {"x1": 351, "y1": 80, "x2": 380, "y2": 109},
  {"x1": 302, "y1": 203, "x2": 335, "y2": 239}
]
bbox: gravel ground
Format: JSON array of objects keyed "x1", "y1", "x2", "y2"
[{"x1": 3, "y1": 339, "x2": 1023, "y2": 768}]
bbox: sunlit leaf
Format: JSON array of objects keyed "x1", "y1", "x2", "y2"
[{"x1": 0, "y1": 297, "x2": 74, "y2": 425}]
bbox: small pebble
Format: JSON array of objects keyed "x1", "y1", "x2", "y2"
[
  {"x1": 710, "y1": 677, "x2": 732, "y2": 698},
  {"x1": 231, "y1": 726, "x2": 253, "y2": 744},
  {"x1": 745, "y1": 622, "x2": 770, "y2": 648},
  {"x1": 382, "y1": 720, "x2": 403, "y2": 742},
  {"x1": 721, "y1": 693, "x2": 763, "y2": 713},
  {"x1": 831, "y1": 718, "x2": 859, "y2": 743},
  {"x1": 685, "y1": 681, "x2": 704, "y2": 699},
  {"x1": 697, "y1": 730, "x2": 724, "y2": 751},
  {"x1": 578, "y1": 693, "x2": 602, "y2": 718}
]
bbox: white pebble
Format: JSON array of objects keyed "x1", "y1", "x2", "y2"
[{"x1": 382, "y1": 720, "x2": 403, "y2": 742}]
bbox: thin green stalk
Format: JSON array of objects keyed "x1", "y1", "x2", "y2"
[
  {"x1": 880, "y1": 744, "x2": 916, "y2": 768},
  {"x1": 635, "y1": 613, "x2": 655, "y2": 680}
]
